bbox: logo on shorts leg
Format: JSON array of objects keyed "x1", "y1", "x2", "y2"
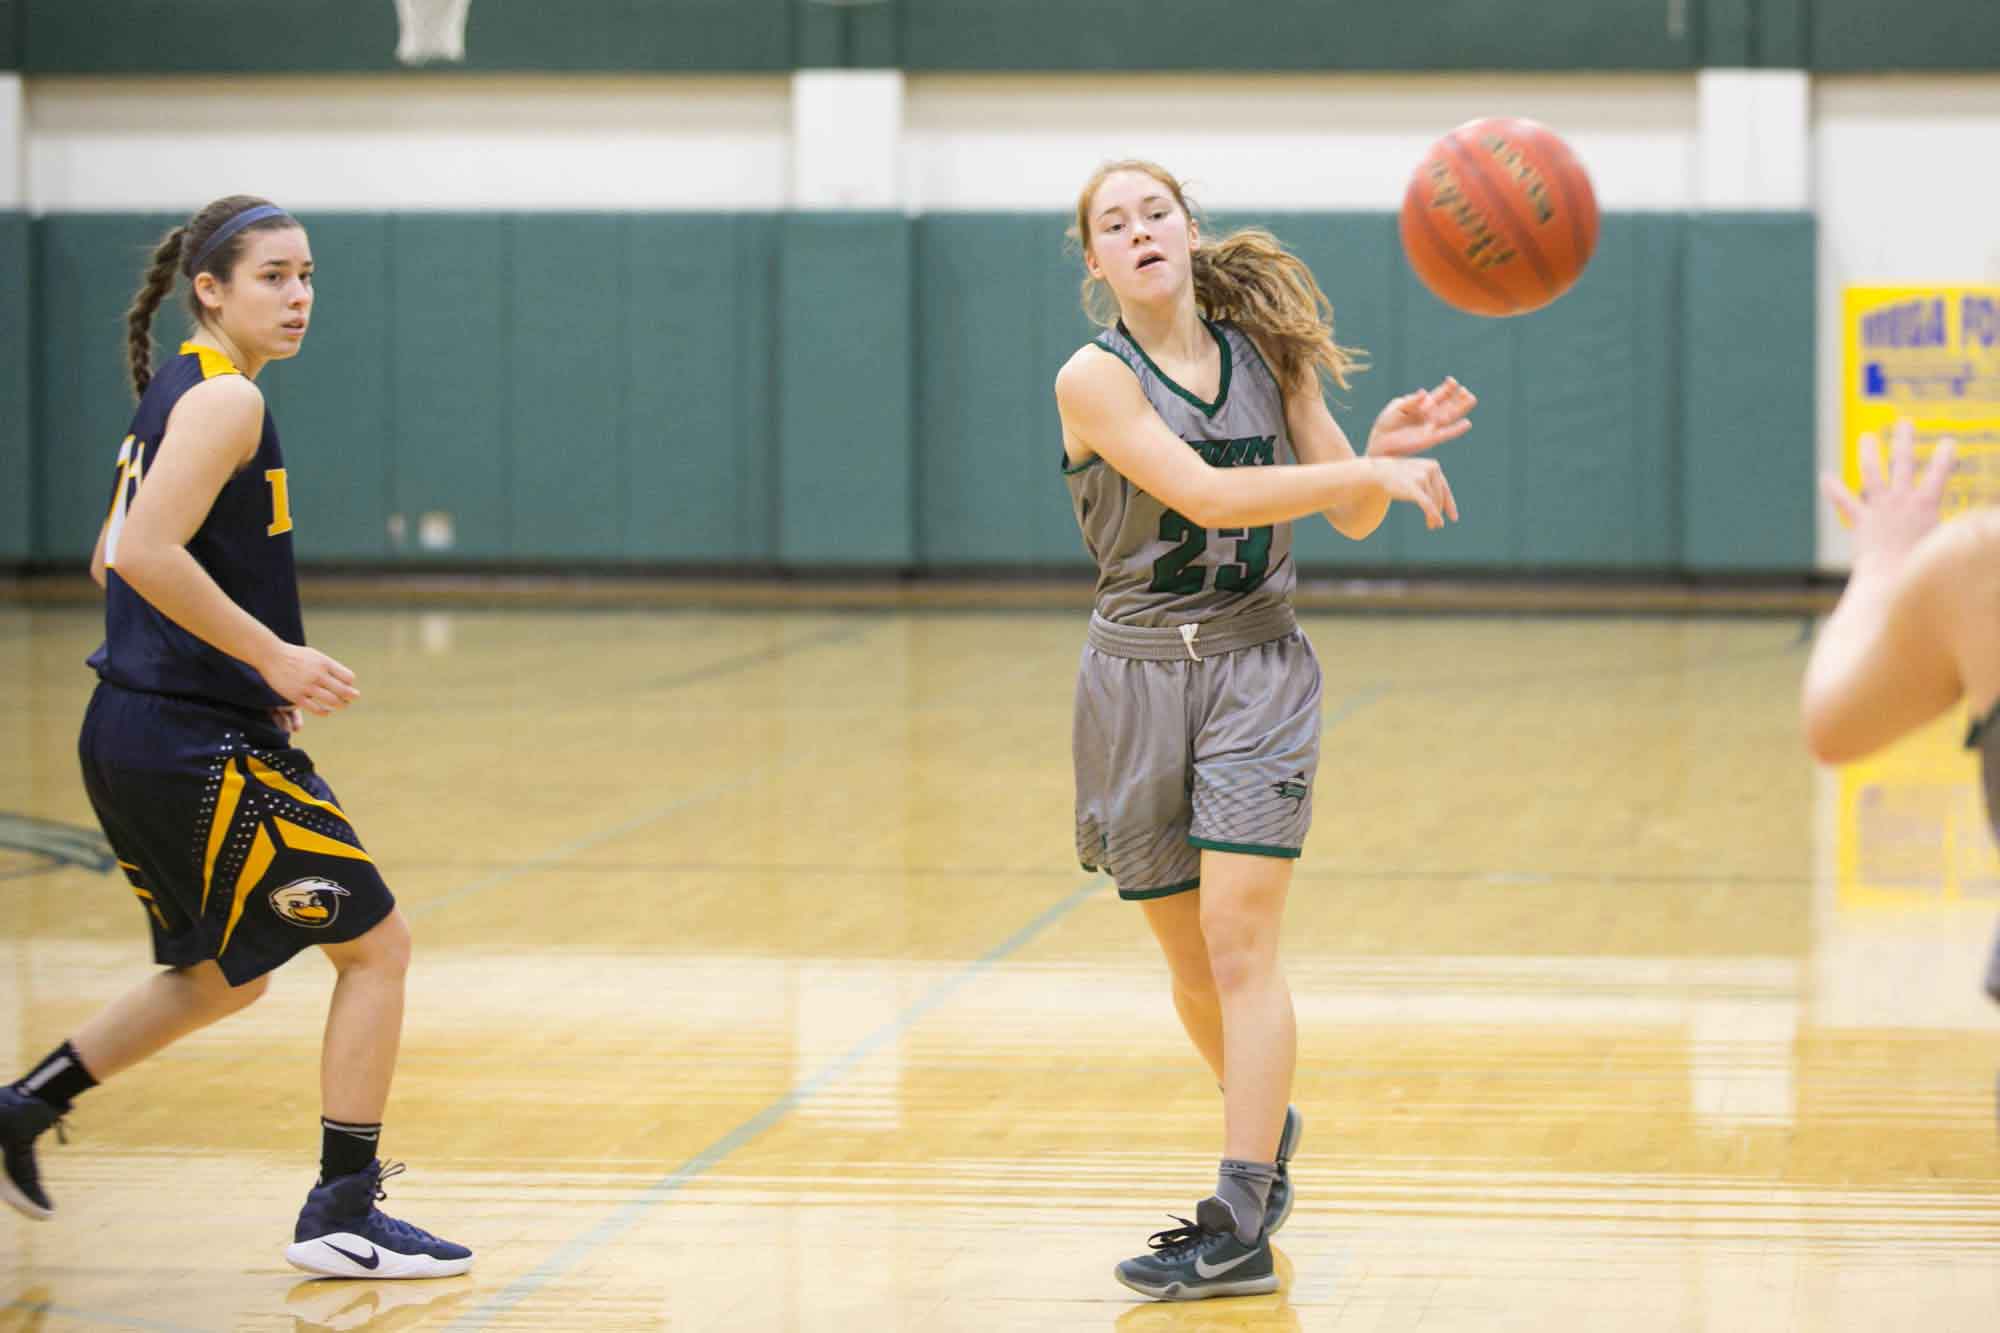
[
  {"x1": 270, "y1": 877, "x2": 350, "y2": 928},
  {"x1": 1271, "y1": 772, "x2": 1309, "y2": 810}
]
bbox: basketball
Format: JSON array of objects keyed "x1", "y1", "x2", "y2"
[{"x1": 1399, "y1": 118, "x2": 1599, "y2": 317}]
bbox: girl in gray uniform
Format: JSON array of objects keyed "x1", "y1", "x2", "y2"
[
  {"x1": 1804, "y1": 419, "x2": 2000, "y2": 1004},
  {"x1": 1055, "y1": 159, "x2": 1478, "y2": 1301}
]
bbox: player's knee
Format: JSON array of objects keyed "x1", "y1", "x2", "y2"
[{"x1": 333, "y1": 909, "x2": 413, "y2": 977}]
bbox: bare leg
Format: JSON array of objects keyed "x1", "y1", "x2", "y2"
[
  {"x1": 1140, "y1": 891, "x2": 1225, "y2": 1083},
  {"x1": 317, "y1": 911, "x2": 412, "y2": 1124},
  {"x1": 1197, "y1": 850, "x2": 1295, "y2": 1164},
  {"x1": 70, "y1": 963, "x2": 269, "y2": 1080}
]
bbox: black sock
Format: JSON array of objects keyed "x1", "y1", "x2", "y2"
[
  {"x1": 319, "y1": 1118, "x2": 381, "y2": 1184},
  {"x1": 15, "y1": 1041, "x2": 98, "y2": 1113}
]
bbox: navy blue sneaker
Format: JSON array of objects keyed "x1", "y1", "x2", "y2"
[
  {"x1": 1115, "y1": 1196, "x2": 1278, "y2": 1301},
  {"x1": 0, "y1": 1086, "x2": 62, "y2": 1220},
  {"x1": 1263, "y1": 1104, "x2": 1304, "y2": 1236},
  {"x1": 285, "y1": 1160, "x2": 473, "y2": 1279}
]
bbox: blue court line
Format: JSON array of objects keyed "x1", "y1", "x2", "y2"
[
  {"x1": 0, "y1": 1298, "x2": 213, "y2": 1333},
  {"x1": 443, "y1": 874, "x2": 1111, "y2": 1332}
]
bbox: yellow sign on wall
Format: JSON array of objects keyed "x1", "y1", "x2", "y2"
[
  {"x1": 1843, "y1": 286, "x2": 2000, "y2": 516},
  {"x1": 1836, "y1": 714, "x2": 2000, "y2": 912}
]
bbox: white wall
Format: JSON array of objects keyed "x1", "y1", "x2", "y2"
[
  {"x1": 25, "y1": 71, "x2": 1699, "y2": 214},
  {"x1": 903, "y1": 73, "x2": 1700, "y2": 212},
  {"x1": 1813, "y1": 75, "x2": 2000, "y2": 569},
  {"x1": 26, "y1": 75, "x2": 794, "y2": 212}
]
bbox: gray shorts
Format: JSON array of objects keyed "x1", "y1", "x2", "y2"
[{"x1": 1072, "y1": 626, "x2": 1322, "y2": 901}]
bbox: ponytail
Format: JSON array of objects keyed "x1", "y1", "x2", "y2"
[
  {"x1": 1191, "y1": 228, "x2": 1367, "y2": 392},
  {"x1": 125, "y1": 226, "x2": 186, "y2": 398}
]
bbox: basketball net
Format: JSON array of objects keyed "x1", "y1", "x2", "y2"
[{"x1": 394, "y1": 0, "x2": 471, "y2": 64}]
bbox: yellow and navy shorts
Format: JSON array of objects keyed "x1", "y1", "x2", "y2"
[{"x1": 77, "y1": 681, "x2": 395, "y2": 986}]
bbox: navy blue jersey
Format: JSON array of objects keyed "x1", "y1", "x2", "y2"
[{"x1": 86, "y1": 342, "x2": 304, "y2": 711}]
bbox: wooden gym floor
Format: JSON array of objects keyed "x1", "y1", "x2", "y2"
[{"x1": 3, "y1": 595, "x2": 1996, "y2": 1331}]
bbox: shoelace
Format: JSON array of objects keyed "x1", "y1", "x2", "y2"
[
  {"x1": 362, "y1": 1161, "x2": 448, "y2": 1245},
  {"x1": 1144, "y1": 1215, "x2": 1213, "y2": 1259}
]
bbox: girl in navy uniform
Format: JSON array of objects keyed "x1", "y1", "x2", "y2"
[
  {"x1": 1055, "y1": 161, "x2": 1475, "y2": 1300},
  {"x1": 0, "y1": 196, "x2": 471, "y2": 1279}
]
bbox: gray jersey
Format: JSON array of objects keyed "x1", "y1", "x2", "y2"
[{"x1": 1064, "y1": 319, "x2": 1297, "y2": 628}]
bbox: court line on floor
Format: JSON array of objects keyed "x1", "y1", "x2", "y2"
[
  {"x1": 444, "y1": 679, "x2": 1391, "y2": 1329},
  {"x1": 444, "y1": 873, "x2": 1113, "y2": 1331},
  {"x1": 0, "y1": 1298, "x2": 212, "y2": 1333},
  {"x1": 640, "y1": 621, "x2": 871, "y2": 691}
]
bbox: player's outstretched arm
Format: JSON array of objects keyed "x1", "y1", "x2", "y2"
[
  {"x1": 1802, "y1": 421, "x2": 1966, "y2": 763},
  {"x1": 1056, "y1": 349, "x2": 1458, "y2": 530}
]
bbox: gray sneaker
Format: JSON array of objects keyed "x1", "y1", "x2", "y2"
[
  {"x1": 1114, "y1": 1196, "x2": 1278, "y2": 1302},
  {"x1": 1263, "y1": 1104, "x2": 1303, "y2": 1236}
]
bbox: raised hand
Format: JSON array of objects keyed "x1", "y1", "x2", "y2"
[
  {"x1": 1820, "y1": 419, "x2": 1958, "y2": 571},
  {"x1": 1366, "y1": 377, "x2": 1477, "y2": 459}
]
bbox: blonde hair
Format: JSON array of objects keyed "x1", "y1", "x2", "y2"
[{"x1": 1069, "y1": 159, "x2": 1366, "y2": 391}]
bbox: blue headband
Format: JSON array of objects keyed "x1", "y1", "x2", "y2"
[{"x1": 187, "y1": 204, "x2": 292, "y2": 273}]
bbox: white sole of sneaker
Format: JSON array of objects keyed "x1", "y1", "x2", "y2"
[
  {"x1": 0, "y1": 1174, "x2": 53, "y2": 1220},
  {"x1": 1115, "y1": 1269, "x2": 1281, "y2": 1301},
  {"x1": 285, "y1": 1233, "x2": 472, "y2": 1279}
]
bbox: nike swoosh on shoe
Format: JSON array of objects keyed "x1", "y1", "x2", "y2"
[
  {"x1": 325, "y1": 1241, "x2": 381, "y2": 1270},
  {"x1": 1194, "y1": 1249, "x2": 1255, "y2": 1279}
]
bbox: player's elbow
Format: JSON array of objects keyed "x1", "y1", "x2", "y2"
[{"x1": 1799, "y1": 695, "x2": 1869, "y2": 767}]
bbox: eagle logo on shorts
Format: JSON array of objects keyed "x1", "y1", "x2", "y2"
[
  {"x1": 269, "y1": 877, "x2": 350, "y2": 928},
  {"x1": 1271, "y1": 773, "x2": 1309, "y2": 810}
]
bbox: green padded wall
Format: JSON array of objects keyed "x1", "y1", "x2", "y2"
[
  {"x1": 29, "y1": 211, "x2": 1817, "y2": 574},
  {"x1": 387, "y1": 216, "x2": 509, "y2": 559},
  {"x1": 1812, "y1": 0, "x2": 2000, "y2": 70},
  {"x1": 19, "y1": 0, "x2": 2000, "y2": 71},
  {"x1": 1681, "y1": 215, "x2": 1815, "y2": 572},
  {"x1": 619, "y1": 215, "x2": 781, "y2": 565},
  {"x1": 22, "y1": 0, "x2": 793, "y2": 73},
  {"x1": 0, "y1": 0, "x2": 18, "y2": 69},
  {"x1": 912, "y1": 215, "x2": 1096, "y2": 567},
  {"x1": 777, "y1": 215, "x2": 913, "y2": 566},
  {"x1": 896, "y1": 0, "x2": 1699, "y2": 70},
  {"x1": 0, "y1": 214, "x2": 27, "y2": 559},
  {"x1": 264, "y1": 216, "x2": 393, "y2": 562},
  {"x1": 35, "y1": 214, "x2": 179, "y2": 563}
]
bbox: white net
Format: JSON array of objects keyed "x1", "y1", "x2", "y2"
[{"x1": 394, "y1": 0, "x2": 472, "y2": 64}]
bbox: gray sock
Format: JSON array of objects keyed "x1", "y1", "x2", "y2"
[{"x1": 1215, "y1": 1158, "x2": 1277, "y2": 1244}]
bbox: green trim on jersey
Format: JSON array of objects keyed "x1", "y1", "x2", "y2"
[
  {"x1": 1061, "y1": 451, "x2": 1104, "y2": 475},
  {"x1": 1115, "y1": 319, "x2": 1233, "y2": 419},
  {"x1": 1118, "y1": 877, "x2": 1201, "y2": 902},
  {"x1": 1188, "y1": 837, "x2": 1302, "y2": 859}
]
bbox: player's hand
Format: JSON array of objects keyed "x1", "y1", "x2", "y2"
[
  {"x1": 1370, "y1": 457, "x2": 1459, "y2": 530},
  {"x1": 1365, "y1": 377, "x2": 1476, "y2": 458},
  {"x1": 260, "y1": 644, "x2": 360, "y2": 717},
  {"x1": 1820, "y1": 419, "x2": 1957, "y2": 572},
  {"x1": 271, "y1": 706, "x2": 306, "y2": 736}
]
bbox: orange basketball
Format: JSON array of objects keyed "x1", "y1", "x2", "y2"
[{"x1": 1399, "y1": 118, "x2": 1599, "y2": 317}]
